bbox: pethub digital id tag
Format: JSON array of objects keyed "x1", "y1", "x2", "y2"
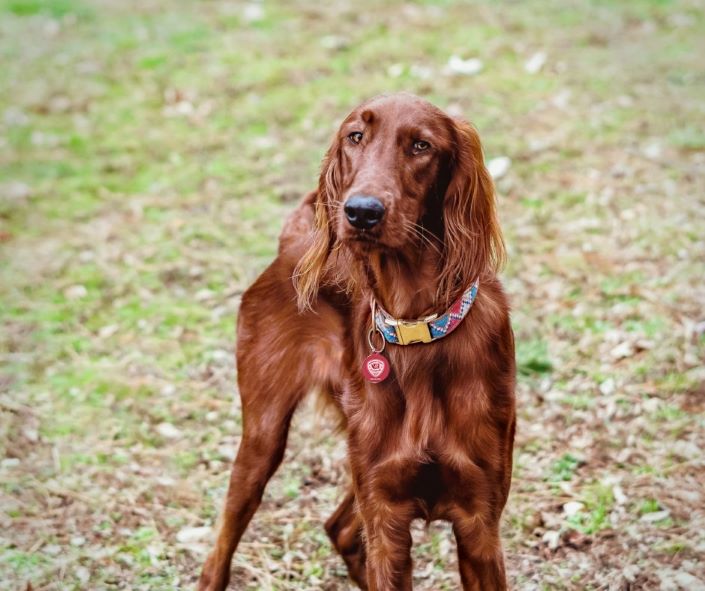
[
  {"x1": 362, "y1": 352, "x2": 390, "y2": 383},
  {"x1": 364, "y1": 298, "x2": 391, "y2": 383}
]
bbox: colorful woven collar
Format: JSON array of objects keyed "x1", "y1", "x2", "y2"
[{"x1": 373, "y1": 280, "x2": 479, "y2": 345}]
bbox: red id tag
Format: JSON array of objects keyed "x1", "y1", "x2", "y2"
[{"x1": 362, "y1": 353, "x2": 390, "y2": 383}]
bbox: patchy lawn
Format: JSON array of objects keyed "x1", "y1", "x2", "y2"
[{"x1": 1, "y1": 0, "x2": 704, "y2": 589}]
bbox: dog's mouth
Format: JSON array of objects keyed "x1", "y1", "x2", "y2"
[
  {"x1": 341, "y1": 228, "x2": 384, "y2": 247},
  {"x1": 338, "y1": 216, "x2": 384, "y2": 241},
  {"x1": 338, "y1": 218, "x2": 418, "y2": 254},
  {"x1": 350, "y1": 232, "x2": 380, "y2": 242}
]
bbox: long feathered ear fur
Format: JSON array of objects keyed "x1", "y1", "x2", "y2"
[
  {"x1": 293, "y1": 137, "x2": 341, "y2": 311},
  {"x1": 438, "y1": 119, "x2": 506, "y2": 305}
]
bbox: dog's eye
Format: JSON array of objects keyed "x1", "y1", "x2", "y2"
[
  {"x1": 348, "y1": 132, "x2": 363, "y2": 144},
  {"x1": 412, "y1": 140, "x2": 430, "y2": 153}
]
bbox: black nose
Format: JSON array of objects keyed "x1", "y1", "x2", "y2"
[{"x1": 344, "y1": 195, "x2": 385, "y2": 230}]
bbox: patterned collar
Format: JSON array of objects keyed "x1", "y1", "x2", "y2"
[{"x1": 373, "y1": 280, "x2": 479, "y2": 345}]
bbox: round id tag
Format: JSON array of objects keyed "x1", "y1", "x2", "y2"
[
  {"x1": 364, "y1": 320, "x2": 390, "y2": 383},
  {"x1": 362, "y1": 352, "x2": 390, "y2": 383}
]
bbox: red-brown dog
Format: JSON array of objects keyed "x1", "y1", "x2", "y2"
[{"x1": 199, "y1": 93, "x2": 515, "y2": 591}]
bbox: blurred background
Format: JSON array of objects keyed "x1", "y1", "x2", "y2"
[{"x1": 1, "y1": 0, "x2": 704, "y2": 589}]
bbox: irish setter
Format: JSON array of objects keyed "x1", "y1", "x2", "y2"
[{"x1": 199, "y1": 93, "x2": 516, "y2": 591}]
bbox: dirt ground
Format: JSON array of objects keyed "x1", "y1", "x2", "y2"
[{"x1": 1, "y1": 0, "x2": 704, "y2": 589}]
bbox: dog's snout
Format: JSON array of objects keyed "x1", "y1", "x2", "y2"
[{"x1": 344, "y1": 195, "x2": 385, "y2": 230}]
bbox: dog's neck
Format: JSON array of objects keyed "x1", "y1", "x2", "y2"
[{"x1": 363, "y1": 243, "x2": 444, "y2": 319}]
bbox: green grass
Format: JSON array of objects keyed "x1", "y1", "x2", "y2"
[
  {"x1": 566, "y1": 484, "x2": 614, "y2": 535},
  {"x1": 549, "y1": 454, "x2": 582, "y2": 483}
]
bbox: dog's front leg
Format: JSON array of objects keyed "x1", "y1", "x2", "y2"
[
  {"x1": 452, "y1": 517, "x2": 507, "y2": 591},
  {"x1": 354, "y1": 472, "x2": 415, "y2": 591},
  {"x1": 359, "y1": 495, "x2": 415, "y2": 591}
]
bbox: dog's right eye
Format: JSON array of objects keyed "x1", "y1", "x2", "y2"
[{"x1": 348, "y1": 132, "x2": 363, "y2": 144}]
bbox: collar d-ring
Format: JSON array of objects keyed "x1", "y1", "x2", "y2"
[
  {"x1": 367, "y1": 327, "x2": 386, "y2": 353},
  {"x1": 368, "y1": 298, "x2": 386, "y2": 353}
]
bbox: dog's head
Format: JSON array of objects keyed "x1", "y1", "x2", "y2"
[{"x1": 295, "y1": 93, "x2": 505, "y2": 309}]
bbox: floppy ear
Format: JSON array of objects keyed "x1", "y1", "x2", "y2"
[
  {"x1": 438, "y1": 119, "x2": 506, "y2": 304},
  {"x1": 293, "y1": 136, "x2": 341, "y2": 311}
]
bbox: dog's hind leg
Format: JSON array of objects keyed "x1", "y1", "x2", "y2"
[
  {"x1": 326, "y1": 489, "x2": 368, "y2": 590},
  {"x1": 198, "y1": 266, "x2": 312, "y2": 591},
  {"x1": 198, "y1": 375, "x2": 304, "y2": 591}
]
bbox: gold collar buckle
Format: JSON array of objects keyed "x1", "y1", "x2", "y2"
[{"x1": 385, "y1": 316, "x2": 436, "y2": 345}]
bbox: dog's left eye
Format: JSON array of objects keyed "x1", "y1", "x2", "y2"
[{"x1": 412, "y1": 140, "x2": 430, "y2": 153}]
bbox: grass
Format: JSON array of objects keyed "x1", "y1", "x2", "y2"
[
  {"x1": 2, "y1": 0, "x2": 704, "y2": 589},
  {"x1": 549, "y1": 454, "x2": 582, "y2": 483}
]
